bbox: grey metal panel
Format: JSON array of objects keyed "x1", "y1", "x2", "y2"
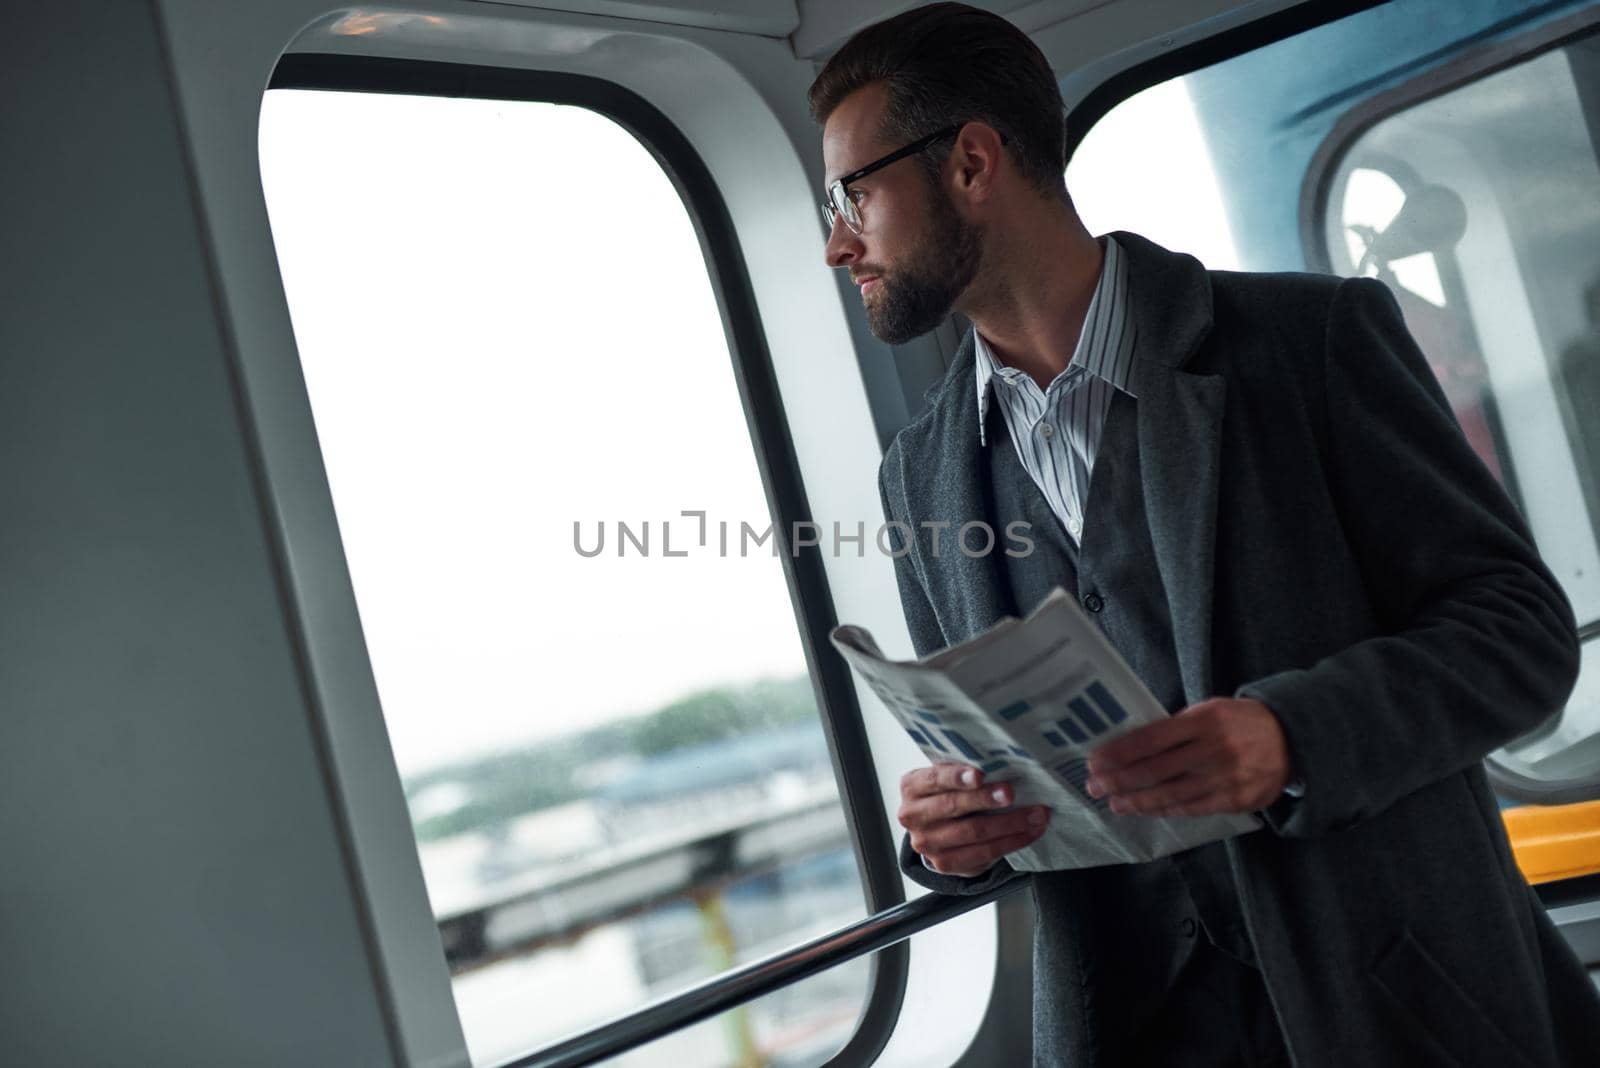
[
  {"x1": 1550, "y1": 899, "x2": 1600, "y2": 966},
  {"x1": 0, "y1": 3, "x2": 406, "y2": 1064},
  {"x1": 1048, "y1": 0, "x2": 1311, "y2": 110},
  {"x1": 791, "y1": 0, "x2": 1112, "y2": 60},
  {"x1": 483, "y1": 0, "x2": 799, "y2": 37}
]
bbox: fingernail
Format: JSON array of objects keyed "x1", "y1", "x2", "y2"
[
  {"x1": 961, "y1": 770, "x2": 977, "y2": 787},
  {"x1": 1085, "y1": 777, "x2": 1104, "y2": 798},
  {"x1": 1028, "y1": 808, "x2": 1047, "y2": 826},
  {"x1": 991, "y1": 787, "x2": 1007, "y2": 805}
]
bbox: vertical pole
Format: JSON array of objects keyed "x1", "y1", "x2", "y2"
[{"x1": 692, "y1": 887, "x2": 764, "y2": 1068}]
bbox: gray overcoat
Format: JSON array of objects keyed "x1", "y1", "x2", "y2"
[{"x1": 877, "y1": 232, "x2": 1600, "y2": 1066}]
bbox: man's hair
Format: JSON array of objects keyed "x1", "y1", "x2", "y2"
[{"x1": 807, "y1": 3, "x2": 1068, "y2": 200}]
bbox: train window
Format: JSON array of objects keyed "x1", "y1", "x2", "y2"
[
  {"x1": 258, "y1": 88, "x2": 870, "y2": 1066},
  {"x1": 1317, "y1": 24, "x2": 1600, "y2": 802},
  {"x1": 1066, "y1": 2, "x2": 1600, "y2": 836},
  {"x1": 1067, "y1": 77, "x2": 1240, "y2": 269}
]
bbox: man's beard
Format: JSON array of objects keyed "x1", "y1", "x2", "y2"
[{"x1": 865, "y1": 188, "x2": 982, "y2": 345}]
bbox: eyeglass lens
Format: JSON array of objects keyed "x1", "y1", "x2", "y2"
[{"x1": 825, "y1": 184, "x2": 861, "y2": 234}]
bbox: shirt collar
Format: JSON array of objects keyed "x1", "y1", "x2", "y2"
[{"x1": 974, "y1": 234, "x2": 1135, "y2": 445}]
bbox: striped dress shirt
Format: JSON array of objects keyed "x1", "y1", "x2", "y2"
[{"x1": 974, "y1": 234, "x2": 1136, "y2": 545}]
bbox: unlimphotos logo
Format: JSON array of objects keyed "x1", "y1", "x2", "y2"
[{"x1": 573, "y1": 511, "x2": 1035, "y2": 559}]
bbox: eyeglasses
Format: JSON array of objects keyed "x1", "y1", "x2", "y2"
[{"x1": 821, "y1": 124, "x2": 961, "y2": 236}]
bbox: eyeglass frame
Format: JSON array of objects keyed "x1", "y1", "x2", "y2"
[{"x1": 821, "y1": 123, "x2": 963, "y2": 236}]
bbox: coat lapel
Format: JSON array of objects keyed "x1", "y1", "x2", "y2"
[
  {"x1": 1117, "y1": 232, "x2": 1225, "y2": 702},
  {"x1": 888, "y1": 331, "x2": 1013, "y2": 645}
]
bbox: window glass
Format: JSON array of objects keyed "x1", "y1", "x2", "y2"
[
  {"x1": 259, "y1": 88, "x2": 868, "y2": 1066},
  {"x1": 1065, "y1": 3, "x2": 1600, "y2": 804},
  {"x1": 1067, "y1": 77, "x2": 1240, "y2": 269}
]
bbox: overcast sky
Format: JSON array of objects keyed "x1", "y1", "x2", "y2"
[{"x1": 257, "y1": 80, "x2": 1238, "y2": 776}]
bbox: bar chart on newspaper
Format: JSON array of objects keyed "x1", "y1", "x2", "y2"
[{"x1": 831, "y1": 588, "x2": 1260, "y2": 870}]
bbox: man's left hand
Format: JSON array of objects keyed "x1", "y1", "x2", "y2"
[{"x1": 1084, "y1": 697, "x2": 1292, "y2": 816}]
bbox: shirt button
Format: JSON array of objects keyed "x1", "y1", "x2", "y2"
[
  {"x1": 1181, "y1": 917, "x2": 1198, "y2": 938},
  {"x1": 1082, "y1": 592, "x2": 1104, "y2": 613},
  {"x1": 1039, "y1": 422, "x2": 1055, "y2": 439},
  {"x1": 1067, "y1": 517, "x2": 1082, "y2": 537}
]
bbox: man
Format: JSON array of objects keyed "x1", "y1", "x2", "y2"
[{"x1": 810, "y1": 4, "x2": 1600, "y2": 1066}]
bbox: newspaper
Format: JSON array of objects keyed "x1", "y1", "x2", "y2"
[{"x1": 830, "y1": 587, "x2": 1260, "y2": 870}]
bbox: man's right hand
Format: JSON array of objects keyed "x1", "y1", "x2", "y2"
[{"x1": 898, "y1": 762, "x2": 1051, "y2": 877}]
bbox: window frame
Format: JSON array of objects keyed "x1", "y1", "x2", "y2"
[
  {"x1": 1061, "y1": 0, "x2": 1388, "y2": 163},
  {"x1": 1296, "y1": 4, "x2": 1600, "y2": 805},
  {"x1": 265, "y1": 53, "x2": 909, "y2": 1067},
  {"x1": 1298, "y1": 4, "x2": 1600, "y2": 276}
]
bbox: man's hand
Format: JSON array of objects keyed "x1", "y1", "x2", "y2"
[
  {"x1": 899, "y1": 762, "x2": 1051, "y2": 877},
  {"x1": 1085, "y1": 697, "x2": 1292, "y2": 816}
]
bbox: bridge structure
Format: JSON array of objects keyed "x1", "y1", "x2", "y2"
[{"x1": 435, "y1": 794, "x2": 856, "y2": 973}]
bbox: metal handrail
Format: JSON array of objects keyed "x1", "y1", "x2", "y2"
[{"x1": 497, "y1": 875, "x2": 1033, "y2": 1068}]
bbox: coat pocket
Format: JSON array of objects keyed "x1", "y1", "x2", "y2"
[{"x1": 1372, "y1": 930, "x2": 1536, "y2": 1068}]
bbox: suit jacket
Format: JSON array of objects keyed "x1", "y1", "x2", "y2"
[{"x1": 877, "y1": 232, "x2": 1600, "y2": 1066}]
